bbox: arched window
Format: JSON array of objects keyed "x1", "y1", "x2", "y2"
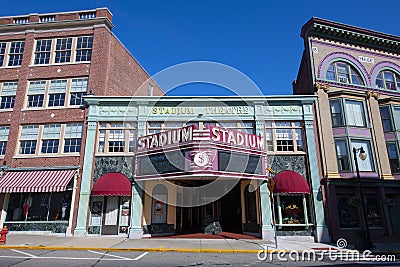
[
  {"x1": 375, "y1": 70, "x2": 400, "y2": 91},
  {"x1": 151, "y1": 184, "x2": 167, "y2": 224},
  {"x1": 326, "y1": 61, "x2": 364, "y2": 85}
]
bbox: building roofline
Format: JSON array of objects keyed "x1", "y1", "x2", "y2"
[
  {"x1": 0, "y1": 7, "x2": 112, "y2": 20},
  {"x1": 301, "y1": 17, "x2": 400, "y2": 51}
]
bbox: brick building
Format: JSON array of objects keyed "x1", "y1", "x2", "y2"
[
  {"x1": 294, "y1": 18, "x2": 400, "y2": 243},
  {"x1": 0, "y1": 8, "x2": 163, "y2": 235}
]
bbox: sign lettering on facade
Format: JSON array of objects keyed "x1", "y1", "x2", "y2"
[
  {"x1": 137, "y1": 126, "x2": 194, "y2": 151},
  {"x1": 358, "y1": 56, "x2": 374, "y2": 64},
  {"x1": 151, "y1": 106, "x2": 250, "y2": 115},
  {"x1": 209, "y1": 126, "x2": 264, "y2": 150}
]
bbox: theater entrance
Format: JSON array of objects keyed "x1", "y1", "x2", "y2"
[{"x1": 176, "y1": 181, "x2": 242, "y2": 234}]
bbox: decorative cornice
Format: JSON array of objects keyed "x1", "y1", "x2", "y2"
[
  {"x1": 315, "y1": 82, "x2": 330, "y2": 92},
  {"x1": 302, "y1": 18, "x2": 400, "y2": 53},
  {"x1": 367, "y1": 90, "x2": 380, "y2": 100}
]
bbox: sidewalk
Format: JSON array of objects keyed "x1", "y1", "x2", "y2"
[{"x1": 1, "y1": 233, "x2": 399, "y2": 254}]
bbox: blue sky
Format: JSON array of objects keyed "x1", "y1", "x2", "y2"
[{"x1": 1, "y1": 1, "x2": 400, "y2": 96}]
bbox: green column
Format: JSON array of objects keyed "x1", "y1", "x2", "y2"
[
  {"x1": 74, "y1": 120, "x2": 97, "y2": 236},
  {"x1": 129, "y1": 182, "x2": 143, "y2": 238},
  {"x1": 260, "y1": 182, "x2": 274, "y2": 240},
  {"x1": 304, "y1": 114, "x2": 330, "y2": 243}
]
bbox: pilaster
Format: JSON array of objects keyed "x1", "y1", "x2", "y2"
[
  {"x1": 129, "y1": 182, "x2": 144, "y2": 238},
  {"x1": 74, "y1": 120, "x2": 97, "y2": 236}
]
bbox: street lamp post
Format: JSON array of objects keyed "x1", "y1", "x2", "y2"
[{"x1": 352, "y1": 146, "x2": 372, "y2": 249}]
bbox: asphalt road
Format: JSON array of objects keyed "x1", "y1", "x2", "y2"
[{"x1": 0, "y1": 249, "x2": 398, "y2": 267}]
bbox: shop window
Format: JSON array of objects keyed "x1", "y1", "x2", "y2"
[
  {"x1": 386, "y1": 142, "x2": 400, "y2": 174},
  {"x1": 244, "y1": 184, "x2": 257, "y2": 224},
  {"x1": 380, "y1": 106, "x2": 393, "y2": 132},
  {"x1": 97, "y1": 122, "x2": 136, "y2": 154},
  {"x1": 27, "y1": 77, "x2": 88, "y2": 108},
  {"x1": 265, "y1": 121, "x2": 304, "y2": 153},
  {"x1": 0, "y1": 126, "x2": 10, "y2": 155},
  {"x1": 152, "y1": 185, "x2": 167, "y2": 224},
  {"x1": 6, "y1": 192, "x2": 72, "y2": 222},
  {"x1": 276, "y1": 194, "x2": 311, "y2": 227},
  {"x1": 89, "y1": 197, "x2": 103, "y2": 227},
  {"x1": 375, "y1": 70, "x2": 400, "y2": 91},
  {"x1": 326, "y1": 61, "x2": 364, "y2": 85},
  {"x1": 33, "y1": 36, "x2": 92, "y2": 65},
  {"x1": 0, "y1": 81, "x2": 18, "y2": 109},
  {"x1": 366, "y1": 197, "x2": 383, "y2": 227},
  {"x1": 119, "y1": 196, "x2": 130, "y2": 233},
  {"x1": 337, "y1": 194, "x2": 360, "y2": 228},
  {"x1": 330, "y1": 99, "x2": 343, "y2": 126}
]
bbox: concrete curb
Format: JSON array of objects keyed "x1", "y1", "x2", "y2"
[{"x1": 0, "y1": 245, "x2": 398, "y2": 255}]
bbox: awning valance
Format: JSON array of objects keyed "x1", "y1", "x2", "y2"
[
  {"x1": 274, "y1": 170, "x2": 310, "y2": 194},
  {"x1": 0, "y1": 169, "x2": 76, "y2": 193},
  {"x1": 92, "y1": 172, "x2": 132, "y2": 196}
]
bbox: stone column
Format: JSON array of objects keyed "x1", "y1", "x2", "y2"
[
  {"x1": 74, "y1": 120, "x2": 97, "y2": 236},
  {"x1": 315, "y1": 83, "x2": 340, "y2": 178},
  {"x1": 366, "y1": 91, "x2": 393, "y2": 179},
  {"x1": 260, "y1": 181, "x2": 274, "y2": 241}
]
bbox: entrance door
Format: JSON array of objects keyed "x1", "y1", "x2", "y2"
[
  {"x1": 220, "y1": 183, "x2": 242, "y2": 233},
  {"x1": 102, "y1": 196, "x2": 119, "y2": 235}
]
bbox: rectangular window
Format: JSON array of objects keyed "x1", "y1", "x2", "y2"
[
  {"x1": 64, "y1": 123, "x2": 83, "y2": 153},
  {"x1": 33, "y1": 36, "x2": 92, "y2": 65},
  {"x1": 337, "y1": 194, "x2": 359, "y2": 228},
  {"x1": 41, "y1": 124, "x2": 61, "y2": 154},
  {"x1": 34, "y1": 39, "x2": 52, "y2": 64},
  {"x1": 20, "y1": 125, "x2": 39, "y2": 154},
  {"x1": 351, "y1": 140, "x2": 374, "y2": 172},
  {"x1": 75, "y1": 36, "x2": 93, "y2": 62},
  {"x1": 394, "y1": 107, "x2": 400, "y2": 130},
  {"x1": 27, "y1": 81, "x2": 46, "y2": 108},
  {"x1": 345, "y1": 100, "x2": 366, "y2": 127},
  {"x1": 265, "y1": 121, "x2": 304, "y2": 153},
  {"x1": 54, "y1": 38, "x2": 72, "y2": 63},
  {"x1": 380, "y1": 106, "x2": 393, "y2": 132},
  {"x1": 48, "y1": 80, "x2": 67, "y2": 107},
  {"x1": 0, "y1": 82, "x2": 18, "y2": 109},
  {"x1": 8, "y1": 41, "x2": 25, "y2": 66},
  {"x1": 97, "y1": 123, "x2": 136, "y2": 154},
  {"x1": 69, "y1": 78, "x2": 88, "y2": 106},
  {"x1": 0, "y1": 126, "x2": 10, "y2": 155},
  {"x1": 0, "y1": 42, "x2": 6, "y2": 67},
  {"x1": 387, "y1": 142, "x2": 400, "y2": 174},
  {"x1": 335, "y1": 139, "x2": 350, "y2": 172},
  {"x1": 330, "y1": 99, "x2": 343, "y2": 126}
]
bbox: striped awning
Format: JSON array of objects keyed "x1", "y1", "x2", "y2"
[{"x1": 0, "y1": 169, "x2": 76, "y2": 193}]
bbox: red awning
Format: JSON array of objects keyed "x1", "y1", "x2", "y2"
[
  {"x1": 92, "y1": 172, "x2": 132, "y2": 196},
  {"x1": 274, "y1": 170, "x2": 310, "y2": 194},
  {"x1": 0, "y1": 169, "x2": 76, "y2": 193}
]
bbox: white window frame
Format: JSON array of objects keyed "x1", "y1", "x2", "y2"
[
  {"x1": 0, "y1": 126, "x2": 10, "y2": 156},
  {"x1": 97, "y1": 122, "x2": 137, "y2": 155},
  {"x1": 0, "y1": 81, "x2": 18, "y2": 110},
  {"x1": 18, "y1": 123, "x2": 83, "y2": 156},
  {"x1": 2, "y1": 41, "x2": 25, "y2": 67},
  {"x1": 32, "y1": 36, "x2": 93, "y2": 65},
  {"x1": 26, "y1": 77, "x2": 88, "y2": 109},
  {"x1": 265, "y1": 121, "x2": 304, "y2": 153}
]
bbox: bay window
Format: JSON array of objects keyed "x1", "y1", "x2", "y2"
[
  {"x1": 345, "y1": 100, "x2": 366, "y2": 127},
  {"x1": 351, "y1": 140, "x2": 374, "y2": 172},
  {"x1": 380, "y1": 106, "x2": 393, "y2": 131},
  {"x1": 330, "y1": 99, "x2": 343, "y2": 126},
  {"x1": 386, "y1": 142, "x2": 400, "y2": 174},
  {"x1": 335, "y1": 139, "x2": 350, "y2": 172}
]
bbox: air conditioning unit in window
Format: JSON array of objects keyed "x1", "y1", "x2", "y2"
[{"x1": 338, "y1": 76, "x2": 348, "y2": 83}]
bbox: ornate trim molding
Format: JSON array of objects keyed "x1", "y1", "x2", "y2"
[
  {"x1": 367, "y1": 90, "x2": 380, "y2": 100},
  {"x1": 315, "y1": 82, "x2": 330, "y2": 92}
]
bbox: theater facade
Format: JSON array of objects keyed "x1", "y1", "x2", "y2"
[{"x1": 74, "y1": 96, "x2": 329, "y2": 242}]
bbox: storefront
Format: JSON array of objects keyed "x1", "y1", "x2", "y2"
[
  {"x1": 74, "y1": 96, "x2": 329, "y2": 242},
  {"x1": 0, "y1": 168, "x2": 78, "y2": 233}
]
